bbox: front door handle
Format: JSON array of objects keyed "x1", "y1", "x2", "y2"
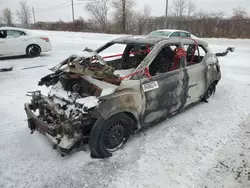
[{"x1": 0, "y1": 41, "x2": 4, "y2": 43}]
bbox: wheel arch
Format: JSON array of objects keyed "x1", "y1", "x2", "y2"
[
  {"x1": 94, "y1": 108, "x2": 141, "y2": 132},
  {"x1": 26, "y1": 44, "x2": 41, "y2": 53},
  {"x1": 202, "y1": 79, "x2": 219, "y2": 101},
  {"x1": 124, "y1": 111, "x2": 139, "y2": 131},
  {"x1": 208, "y1": 79, "x2": 219, "y2": 89},
  {"x1": 212, "y1": 80, "x2": 219, "y2": 85}
]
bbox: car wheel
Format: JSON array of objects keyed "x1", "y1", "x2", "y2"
[
  {"x1": 89, "y1": 113, "x2": 133, "y2": 158},
  {"x1": 26, "y1": 45, "x2": 41, "y2": 58},
  {"x1": 202, "y1": 83, "x2": 216, "y2": 102}
]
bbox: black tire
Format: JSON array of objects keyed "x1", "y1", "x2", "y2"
[
  {"x1": 202, "y1": 83, "x2": 216, "y2": 102},
  {"x1": 89, "y1": 113, "x2": 133, "y2": 158},
  {"x1": 26, "y1": 45, "x2": 41, "y2": 58}
]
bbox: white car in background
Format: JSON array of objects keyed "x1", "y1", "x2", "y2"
[
  {"x1": 0, "y1": 27, "x2": 52, "y2": 58},
  {"x1": 148, "y1": 29, "x2": 198, "y2": 39}
]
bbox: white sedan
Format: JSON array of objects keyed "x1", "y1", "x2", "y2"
[
  {"x1": 148, "y1": 29, "x2": 198, "y2": 38},
  {"x1": 0, "y1": 27, "x2": 52, "y2": 58}
]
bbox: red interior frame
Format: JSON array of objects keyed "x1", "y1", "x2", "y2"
[{"x1": 101, "y1": 38, "x2": 198, "y2": 79}]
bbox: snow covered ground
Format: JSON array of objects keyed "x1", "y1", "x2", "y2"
[{"x1": 0, "y1": 31, "x2": 250, "y2": 188}]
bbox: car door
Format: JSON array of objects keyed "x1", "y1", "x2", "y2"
[
  {"x1": 0, "y1": 38, "x2": 6, "y2": 56},
  {"x1": 180, "y1": 32, "x2": 191, "y2": 38},
  {"x1": 5, "y1": 30, "x2": 28, "y2": 55},
  {"x1": 183, "y1": 44, "x2": 207, "y2": 106},
  {"x1": 0, "y1": 30, "x2": 6, "y2": 56},
  {"x1": 140, "y1": 44, "x2": 187, "y2": 126}
]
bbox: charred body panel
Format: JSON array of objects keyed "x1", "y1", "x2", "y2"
[
  {"x1": 141, "y1": 69, "x2": 185, "y2": 125},
  {"x1": 24, "y1": 36, "x2": 221, "y2": 157}
]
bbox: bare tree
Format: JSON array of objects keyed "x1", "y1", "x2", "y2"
[
  {"x1": 232, "y1": 6, "x2": 247, "y2": 19},
  {"x1": 85, "y1": 0, "x2": 110, "y2": 32},
  {"x1": 112, "y1": 0, "x2": 135, "y2": 33},
  {"x1": 136, "y1": 5, "x2": 151, "y2": 34},
  {"x1": 187, "y1": 0, "x2": 196, "y2": 17},
  {"x1": 2, "y1": 8, "x2": 13, "y2": 26},
  {"x1": 171, "y1": 0, "x2": 187, "y2": 18},
  {"x1": 231, "y1": 7, "x2": 248, "y2": 38},
  {"x1": 16, "y1": 0, "x2": 31, "y2": 26}
]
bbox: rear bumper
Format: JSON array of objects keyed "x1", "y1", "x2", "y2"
[{"x1": 40, "y1": 42, "x2": 52, "y2": 52}]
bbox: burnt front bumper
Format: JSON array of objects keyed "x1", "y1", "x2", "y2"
[
  {"x1": 24, "y1": 103, "x2": 56, "y2": 136},
  {"x1": 24, "y1": 103, "x2": 90, "y2": 155}
]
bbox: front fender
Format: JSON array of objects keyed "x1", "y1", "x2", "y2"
[{"x1": 94, "y1": 89, "x2": 143, "y2": 129}]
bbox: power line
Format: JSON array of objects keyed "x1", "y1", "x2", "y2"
[
  {"x1": 35, "y1": 0, "x2": 71, "y2": 11},
  {"x1": 35, "y1": 3, "x2": 86, "y2": 13},
  {"x1": 71, "y1": 0, "x2": 94, "y2": 23},
  {"x1": 35, "y1": 4, "x2": 71, "y2": 13}
]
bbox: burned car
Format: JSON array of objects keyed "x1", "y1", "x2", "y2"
[{"x1": 24, "y1": 36, "x2": 221, "y2": 158}]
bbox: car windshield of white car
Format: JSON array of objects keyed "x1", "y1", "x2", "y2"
[{"x1": 148, "y1": 31, "x2": 171, "y2": 37}]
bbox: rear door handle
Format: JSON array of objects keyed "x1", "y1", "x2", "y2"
[{"x1": 0, "y1": 41, "x2": 4, "y2": 43}]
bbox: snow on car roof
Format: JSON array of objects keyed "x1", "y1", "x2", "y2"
[
  {"x1": 0, "y1": 27, "x2": 28, "y2": 32},
  {"x1": 112, "y1": 35, "x2": 207, "y2": 46},
  {"x1": 152, "y1": 29, "x2": 190, "y2": 33},
  {"x1": 112, "y1": 35, "x2": 165, "y2": 45},
  {"x1": 0, "y1": 27, "x2": 45, "y2": 36}
]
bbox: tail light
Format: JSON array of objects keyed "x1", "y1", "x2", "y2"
[{"x1": 41, "y1": 37, "x2": 50, "y2": 42}]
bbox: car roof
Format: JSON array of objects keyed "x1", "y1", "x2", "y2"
[
  {"x1": 0, "y1": 27, "x2": 28, "y2": 32},
  {"x1": 111, "y1": 35, "x2": 207, "y2": 46},
  {"x1": 151, "y1": 29, "x2": 190, "y2": 33}
]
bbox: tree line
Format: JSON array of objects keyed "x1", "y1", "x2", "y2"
[
  {"x1": 0, "y1": 0, "x2": 250, "y2": 38},
  {"x1": 0, "y1": 1, "x2": 31, "y2": 27}
]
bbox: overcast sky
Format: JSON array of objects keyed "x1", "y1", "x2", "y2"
[{"x1": 0, "y1": 0, "x2": 249, "y2": 23}]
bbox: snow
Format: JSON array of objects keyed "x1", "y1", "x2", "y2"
[
  {"x1": 58, "y1": 135, "x2": 76, "y2": 150},
  {"x1": 76, "y1": 96, "x2": 99, "y2": 110},
  {"x1": 101, "y1": 88, "x2": 117, "y2": 97},
  {"x1": 114, "y1": 68, "x2": 135, "y2": 78},
  {"x1": 1, "y1": 30, "x2": 250, "y2": 188},
  {"x1": 48, "y1": 82, "x2": 72, "y2": 102},
  {"x1": 73, "y1": 50, "x2": 96, "y2": 58}
]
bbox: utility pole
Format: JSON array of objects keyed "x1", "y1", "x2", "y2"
[
  {"x1": 71, "y1": 0, "x2": 75, "y2": 22},
  {"x1": 32, "y1": 7, "x2": 36, "y2": 24},
  {"x1": 164, "y1": 0, "x2": 169, "y2": 28},
  {"x1": 122, "y1": 0, "x2": 126, "y2": 33}
]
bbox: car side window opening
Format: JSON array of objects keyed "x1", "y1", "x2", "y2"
[
  {"x1": 6, "y1": 30, "x2": 26, "y2": 38},
  {"x1": 123, "y1": 44, "x2": 153, "y2": 69},
  {"x1": 149, "y1": 44, "x2": 183, "y2": 76},
  {"x1": 170, "y1": 32, "x2": 180, "y2": 37},
  {"x1": 180, "y1": 32, "x2": 190, "y2": 38},
  {"x1": 184, "y1": 44, "x2": 207, "y2": 66},
  {"x1": 99, "y1": 43, "x2": 152, "y2": 71}
]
